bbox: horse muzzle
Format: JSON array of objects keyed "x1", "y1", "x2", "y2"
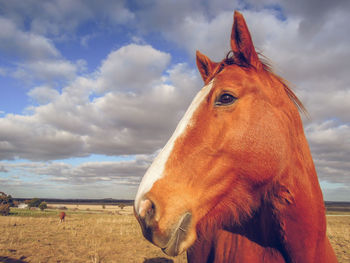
[{"x1": 135, "y1": 199, "x2": 193, "y2": 256}]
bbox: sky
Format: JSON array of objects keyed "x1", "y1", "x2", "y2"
[{"x1": 0, "y1": 0, "x2": 349, "y2": 201}]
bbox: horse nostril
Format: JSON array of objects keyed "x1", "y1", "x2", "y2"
[
  {"x1": 139, "y1": 199, "x2": 155, "y2": 221},
  {"x1": 137, "y1": 198, "x2": 156, "y2": 243}
]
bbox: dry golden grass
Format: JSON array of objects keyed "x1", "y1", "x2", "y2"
[
  {"x1": 327, "y1": 215, "x2": 350, "y2": 263},
  {"x1": 0, "y1": 206, "x2": 348, "y2": 262},
  {"x1": 0, "y1": 207, "x2": 186, "y2": 263}
]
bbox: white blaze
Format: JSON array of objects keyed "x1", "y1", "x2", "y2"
[{"x1": 134, "y1": 81, "x2": 214, "y2": 214}]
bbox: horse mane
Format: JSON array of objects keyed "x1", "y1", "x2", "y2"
[{"x1": 215, "y1": 51, "x2": 307, "y2": 116}]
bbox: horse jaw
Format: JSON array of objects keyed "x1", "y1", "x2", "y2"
[{"x1": 161, "y1": 212, "x2": 194, "y2": 256}]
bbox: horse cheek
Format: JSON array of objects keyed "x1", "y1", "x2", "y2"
[{"x1": 228, "y1": 113, "x2": 288, "y2": 185}]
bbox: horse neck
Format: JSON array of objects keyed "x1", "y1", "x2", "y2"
[
  {"x1": 190, "y1": 203, "x2": 290, "y2": 263},
  {"x1": 189, "y1": 156, "x2": 337, "y2": 263},
  {"x1": 232, "y1": 201, "x2": 290, "y2": 260},
  {"x1": 269, "y1": 133, "x2": 337, "y2": 263},
  {"x1": 224, "y1": 126, "x2": 336, "y2": 262},
  {"x1": 221, "y1": 162, "x2": 334, "y2": 263}
]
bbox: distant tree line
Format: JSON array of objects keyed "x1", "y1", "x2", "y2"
[
  {"x1": 14, "y1": 198, "x2": 134, "y2": 206},
  {"x1": 1, "y1": 193, "x2": 134, "y2": 216},
  {"x1": 25, "y1": 198, "x2": 47, "y2": 210},
  {"x1": 0, "y1": 192, "x2": 51, "y2": 216}
]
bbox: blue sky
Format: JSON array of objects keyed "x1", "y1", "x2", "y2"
[{"x1": 0, "y1": 0, "x2": 349, "y2": 200}]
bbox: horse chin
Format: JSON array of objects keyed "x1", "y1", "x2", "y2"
[{"x1": 160, "y1": 212, "x2": 194, "y2": 257}]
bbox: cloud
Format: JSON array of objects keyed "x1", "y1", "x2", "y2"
[
  {"x1": 2, "y1": 154, "x2": 152, "y2": 185},
  {"x1": 132, "y1": 1, "x2": 243, "y2": 61},
  {"x1": 278, "y1": 0, "x2": 350, "y2": 37},
  {"x1": 0, "y1": 17, "x2": 59, "y2": 60},
  {"x1": 27, "y1": 86, "x2": 60, "y2": 105},
  {"x1": 162, "y1": 11, "x2": 234, "y2": 61},
  {"x1": 0, "y1": 154, "x2": 155, "y2": 198},
  {"x1": 0, "y1": 44, "x2": 201, "y2": 161},
  {"x1": 0, "y1": 16, "x2": 80, "y2": 84},
  {"x1": 0, "y1": 0, "x2": 134, "y2": 37},
  {"x1": 306, "y1": 121, "x2": 350, "y2": 163},
  {"x1": 14, "y1": 60, "x2": 78, "y2": 84},
  {"x1": 0, "y1": 114, "x2": 86, "y2": 161},
  {"x1": 304, "y1": 120, "x2": 350, "y2": 200},
  {"x1": 96, "y1": 44, "x2": 171, "y2": 93},
  {"x1": 0, "y1": 165, "x2": 8, "y2": 172},
  {"x1": 85, "y1": 63, "x2": 200, "y2": 155},
  {"x1": 322, "y1": 186, "x2": 349, "y2": 202},
  {"x1": 0, "y1": 67, "x2": 7, "y2": 77}
]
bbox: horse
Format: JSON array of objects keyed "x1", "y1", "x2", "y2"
[
  {"x1": 59, "y1": 211, "x2": 66, "y2": 223},
  {"x1": 134, "y1": 11, "x2": 337, "y2": 263}
]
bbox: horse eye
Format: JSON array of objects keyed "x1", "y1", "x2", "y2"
[{"x1": 216, "y1": 93, "x2": 236, "y2": 106}]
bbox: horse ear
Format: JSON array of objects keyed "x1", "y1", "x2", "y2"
[
  {"x1": 196, "y1": 50, "x2": 218, "y2": 83},
  {"x1": 231, "y1": 11, "x2": 262, "y2": 70}
]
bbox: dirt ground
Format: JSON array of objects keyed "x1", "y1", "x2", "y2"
[{"x1": 0, "y1": 206, "x2": 348, "y2": 262}]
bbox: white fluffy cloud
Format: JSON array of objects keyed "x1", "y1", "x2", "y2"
[
  {"x1": 15, "y1": 60, "x2": 78, "y2": 84},
  {"x1": 0, "y1": 43, "x2": 200, "y2": 161},
  {"x1": 28, "y1": 86, "x2": 60, "y2": 105},
  {"x1": 97, "y1": 44, "x2": 171, "y2": 93}
]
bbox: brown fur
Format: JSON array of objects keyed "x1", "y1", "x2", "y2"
[
  {"x1": 59, "y1": 212, "x2": 66, "y2": 223},
  {"x1": 138, "y1": 11, "x2": 337, "y2": 263}
]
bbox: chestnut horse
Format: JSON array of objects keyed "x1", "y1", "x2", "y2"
[
  {"x1": 134, "y1": 11, "x2": 337, "y2": 263},
  {"x1": 59, "y1": 211, "x2": 66, "y2": 223}
]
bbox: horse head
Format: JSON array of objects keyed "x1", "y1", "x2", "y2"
[{"x1": 134, "y1": 11, "x2": 337, "y2": 263}]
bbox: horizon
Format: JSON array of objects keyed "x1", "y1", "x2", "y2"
[
  {"x1": 1, "y1": 1, "x2": 349, "y2": 201},
  {"x1": 9, "y1": 196, "x2": 350, "y2": 203}
]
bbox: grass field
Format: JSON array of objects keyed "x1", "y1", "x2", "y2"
[{"x1": 0, "y1": 206, "x2": 348, "y2": 263}]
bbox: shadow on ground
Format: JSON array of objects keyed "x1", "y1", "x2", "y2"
[
  {"x1": 143, "y1": 257, "x2": 174, "y2": 263},
  {"x1": 0, "y1": 256, "x2": 28, "y2": 263}
]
